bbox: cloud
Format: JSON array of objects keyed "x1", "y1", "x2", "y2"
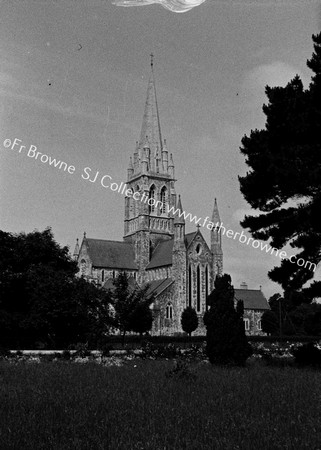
[
  {"x1": 245, "y1": 61, "x2": 310, "y2": 91},
  {"x1": 112, "y1": 0, "x2": 207, "y2": 13},
  {"x1": 239, "y1": 61, "x2": 310, "y2": 128},
  {"x1": 232, "y1": 208, "x2": 260, "y2": 224}
]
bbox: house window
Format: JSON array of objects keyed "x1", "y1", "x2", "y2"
[
  {"x1": 244, "y1": 318, "x2": 250, "y2": 331},
  {"x1": 113, "y1": 270, "x2": 115, "y2": 278},
  {"x1": 166, "y1": 302, "x2": 173, "y2": 320},
  {"x1": 196, "y1": 265, "x2": 201, "y2": 312},
  {"x1": 101, "y1": 269, "x2": 105, "y2": 283},
  {"x1": 257, "y1": 319, "x2": 262, "y2": 330}
]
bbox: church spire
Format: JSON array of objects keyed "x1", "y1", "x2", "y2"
[
  {"x1": 174, "y1": 195, "x2": 185, "y2": 225},
  {"x1": 139, "y1": 55, "x2": 163, "y2": 152},
  {"x1": 211, "y1": 198, "x2": 223, "y2": 277},
  {"x1": 73, "y1": 238, "x2": 79, "y2": 261},
  {"x1": 211, "y1": 198, "x2": 221, "y2": 226}
]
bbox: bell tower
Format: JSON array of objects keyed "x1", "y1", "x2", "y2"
[{"x1": 123, "y1": 56, "x2": 177, "y2": 275}]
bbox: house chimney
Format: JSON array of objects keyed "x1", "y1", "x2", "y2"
[{"x1": 240, "y1": 281, "x2": 248, "y2": 290}]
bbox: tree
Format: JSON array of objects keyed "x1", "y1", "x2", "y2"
[
  {"x1": 108, "y1": 272, "x2": 153, "y2": 345},
  {"x1": 236, "y1": 299, "x2": 244, "y2": 318},
  {"x1": 261, "y1": 310, "x2": 279, "y2": 335},
  {"x1": 129, "y1": 302, "x2": 153, "y2": 336},
  {"x1": 238, "y1": 33, "x2": 321, "y2": 294},
  {"x1": 204, "y1": 274, "x2": 252, "y2": 366},
  {"x1": 0, "y1": 228, "x2": 113, "y2": 348},
  {"x1": 181, "y1": 307, "x2": 198, "y2": 336}
]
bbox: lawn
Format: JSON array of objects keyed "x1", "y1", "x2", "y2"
[{"x1": 0, "y1": 359, "x2": 320, "y2": 449}]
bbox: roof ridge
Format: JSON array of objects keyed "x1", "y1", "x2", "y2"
[{"x1": 86, "y1": 238, "x2": 131, "y2": 244}]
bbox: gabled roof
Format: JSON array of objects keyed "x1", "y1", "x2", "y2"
[
  {"x1": 184, "y1": 232, "x2": 197, "y2": 248},
  {"x1": 234, "y1": 289, "x2": 270, "y2": 310},
  {"x1": 85, "y1": 238, "x2": 137, "y2": 270},
  {"x1": 146, "y1": 239, "x2": 174, "y2": 269},
  {"x1": 144, "y1": 278, "x2": 174, "y2": 298}
]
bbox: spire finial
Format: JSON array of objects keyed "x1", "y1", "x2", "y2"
[{"x1": 150, "y1": 53, "x2": 154, "y2": 69}]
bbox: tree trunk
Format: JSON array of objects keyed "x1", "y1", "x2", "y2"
[{"x1": 122, "y1": 329, "x2": 126, "y2": 347}]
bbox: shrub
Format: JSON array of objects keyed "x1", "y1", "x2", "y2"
[
  {"x1": 74, "y1": 342, "x2": 90, "y2": 358},
  {"x1": 181, "y1": 307, "x2": 198, "y2": 336},
  {"x1": 61, "y1": 350, "x2": 72, "y2": 360},
  {"x1": 0, "y1": 346, "x2": 11, "y2": 358},
  {"x1": 292, "y1": 342, "x2": 321, "y2": 367},
  {"x1": 205, "y1": 274, "x2": 252, "y2": 366},
  {"x1": 99, "y1": 344, "x2": 114, "y2": 357}
]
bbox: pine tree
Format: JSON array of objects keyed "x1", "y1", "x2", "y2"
[
  {"x1": 239, "y1": 33, "x2": 321, "y2": 295},
  {"x1": 205, "y1": 274, "x2": 252, "y2": 366},
  {"x1": 181, "y1": 307, "x2": 198, "y2": 337}
]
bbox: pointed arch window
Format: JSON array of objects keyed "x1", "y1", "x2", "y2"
[
  {"x1": 160, "y1": 186, "x2": 167, "y2": 214},
  {"x1": 149, "y1": 185, "x2": 156, "y2": 214},
  {"x1": 188, "y1": 265, "x2": 192, "y2": 308},
  {"x1": 80, "y1": 259, "x2": 87, "y2": 276},
  {"x1": 205, "y1": 265, "x2": 209, "y2": 309},
  {"x1": 196, "y1": 265, "x2": 201, "y2": 312},
  {"x1": 134, "y1": 185, "x2": 140, "y2": 217},
  {"x1": 166, "y1": 302, "x2": 173, "y2": 320}
]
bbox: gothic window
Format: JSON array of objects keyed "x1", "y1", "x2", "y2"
[
  {"x1": 102, "y1": 269, "x2": 105, "y2": 283},
  {"x1": 149, "y1": 240, "x2": 153, "y2": 261},
  {"x1": 80, "y1": 259, "x2": 87, "y2": 275},
  {"x1": 196, "y1": 265, "x2": 201, "y2": 312},
  {"x1": 166, "y1": 302, "x2": 173, "y2": 320},
  {"x1": 196, "y1": 244, "x2": 202, "y2": 255},
  {"x1": 113, "y1": 270, "x2": 115, "y2": 278},
  {"x1": 134, "y1": 185, "x2": 140, "y2": 217},
  {"x1": 188, "y1": 265, "x2": 192, "y2": 307},
  {"x1": 205, "y1": 265, "x2": 209, "y2": 309},
  {"x1": 149, "y1": 185, "x2": 156, "y2": 214},
  {"x1": 160, "y1": 186, "x2": 167, "y2": 214}
]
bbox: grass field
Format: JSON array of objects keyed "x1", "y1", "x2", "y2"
[{"x1": 0, "y1": 359, "x2": 320, "y2": 449}]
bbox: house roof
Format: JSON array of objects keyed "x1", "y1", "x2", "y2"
[
  {"x1": 144, "y1": 278, "x2": 174, "y2": 298},
  {"x1": 146, "y1": 239, "x2": 174, "y2": 269},
  {"x1": 85, "y1": 238, "x2": 137, "y2": 270},
  {"x1": 184, "y1": 232, "x2": 197, "y2": 248},
  {"x1": 234, "y1": 289, "x2": 270, "y2": 310}
]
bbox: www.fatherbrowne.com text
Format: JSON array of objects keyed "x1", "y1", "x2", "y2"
[{"x1": 3, "y1": 137, "x2": 316, "y2": 273}]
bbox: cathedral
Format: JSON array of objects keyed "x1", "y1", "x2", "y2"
[{"x1": 73, "y1": 60, "x2": 268, "y2": 336}]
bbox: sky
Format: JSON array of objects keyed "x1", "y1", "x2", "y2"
[{"x1": 0, "y1": 0, "x2": 320, "y2": 298}]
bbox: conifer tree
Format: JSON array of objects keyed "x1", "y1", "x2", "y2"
[
  {"x1": 205, "y1": 274, "x2": 252, "y2": 366},
  {"x1": 181, "y1": 307, "x2": 198, "y2": 337},
  {"x1": 239, "y1": 33, "x2": 321, "y2": 295}
]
